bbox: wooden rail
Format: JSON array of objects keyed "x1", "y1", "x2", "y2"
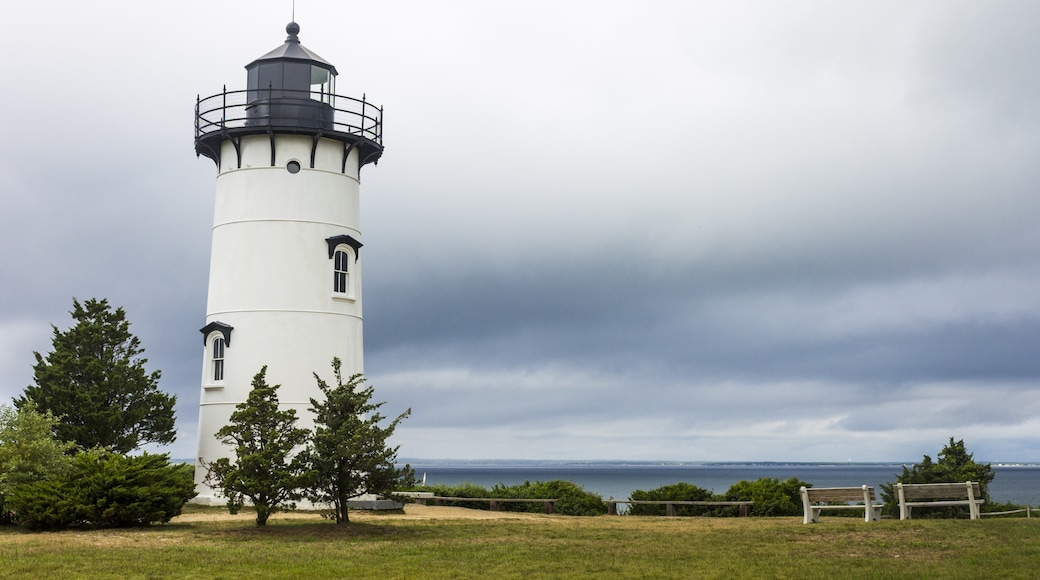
[
  {"x1": 606, "y1": 500, "x2": 754, "y2": 517},
  {"x1": 980, "y1": 506, "x2": 1033, "y2": 518},
  {"x1": 402, "y1": 494, "x2": 753, "y2": 517},
  {"x1": 423, "y1": 496, "x2": 558, "y2": 514}
]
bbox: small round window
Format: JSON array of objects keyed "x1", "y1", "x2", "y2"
[{"x1": 286, "y1": 160, "x2": 301, "y2": 174}]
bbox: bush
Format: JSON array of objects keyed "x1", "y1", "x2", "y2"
[
  {"x1": 493, "y1": 480, "x2": 607, "y2": 516},
  {"x1": 724, "y1": 477, "x2": 810, "y2": 517},
  {"x1": 410, "y1": 480, "x2": 606, "y2": 516},
  {"x1": 628, "y1": 482, "x2": 716, "y2": 516},
  {"x1": 0, "y1": 402, "x2": 77, "y2": 525},
  {"x1": 413, "y1": 482, "x2": 490, "y2": 501},
  {"x1": 5, "y1": 476, "x2": 79, "y2": 530},
  {"x1": 411, "y1": 482, "x2": 496, "y2": 510},
  {"x1": 8, "y1": 450, "x2": 197, "y2": 531}
]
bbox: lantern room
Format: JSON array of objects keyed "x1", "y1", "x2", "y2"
[{"x1": 194, "y1": 22, "x2": 383, "y2": 168}]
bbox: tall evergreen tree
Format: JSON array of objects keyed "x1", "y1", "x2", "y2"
[
  {"x1": 308, "y1": 358, "x2": 413, "y2": 523},
  {"x1": 204, "y1": 366, "x2": 311, "y2": 526},
  {"x1": 16, "y1": 298, "x2": 176, "y2": 453}
]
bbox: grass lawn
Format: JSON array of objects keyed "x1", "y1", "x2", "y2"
[{"x1": 2, "y1": 506, "x2": 1039, "y2": 579}]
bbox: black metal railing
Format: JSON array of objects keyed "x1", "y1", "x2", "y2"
[{"x1": 195, "y1": 87, "x2": 382, "y2": 146}]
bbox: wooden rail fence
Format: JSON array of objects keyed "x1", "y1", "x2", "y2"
[
  {"x1": 401, "y1": 493, "x2": 754, "y2": 517},
  {"x1": 420, "y1": 496, "x2": 559, "y2": 514},
  {"x1": 606, "y1": 500, "x2": 755, "y2": 517}
]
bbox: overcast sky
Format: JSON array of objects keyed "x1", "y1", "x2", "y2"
[{"x1": 2, "y1": 1, "x2": 1039, "y2": 463}]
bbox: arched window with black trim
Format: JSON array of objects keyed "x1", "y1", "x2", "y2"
[
  {"x1": 326, "y1": 235, "x2": 361, "y2": 300},
  {"x1": 333, "y1": 248, "x2": 350, "y2": 294},
  {"x1": 212, "y1": 336, "x2": 225, "y2": 382}
]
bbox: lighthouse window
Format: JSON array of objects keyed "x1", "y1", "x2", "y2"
[
  {"x1": 212, "y1": 337, "x2": 225, "y2": 382},
  {"x1": 333, "y1": 249, "x2": 350, "y2": 294},
  {"x1": 287, "y1": 160, "x2": 301, "y2": 174},
  {"x1": 311, "y1": 66, "x2": 335, "y2": 105}
]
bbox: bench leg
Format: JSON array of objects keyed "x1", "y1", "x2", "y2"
[
  {"x1": 868, "y1": 506, "x2": 882, "y2": 522},
  {"x1": 897, "y1": 484, "x2": 909, "y2": 520},
  {"x1": 810, "y1": 507, "x2": 821, "y2": 524},
  {"x1": 900, "y1": 505, "x2": 912, "y2": 521}
]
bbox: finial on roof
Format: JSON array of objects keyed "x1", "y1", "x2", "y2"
[{"x1": 286, "y1": 22, "x2": 300, "y2": 43}]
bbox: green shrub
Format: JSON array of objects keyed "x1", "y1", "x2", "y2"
[
  {"x1": 412, "y1": 482, "x2": 490, "y2": 498},
  {"x1": 8, "y1": 450, "x2": 197, "y2": 531},
  {"x1": 5, "y1": 476, "x2": 80, "y2": 530},
  {"x1": 410, "y1": 480, "x2": 606, "y2": 516},
  {"x1": 493, "y1": 480, "x2": 606, "y2": 516},
  {"x1": 628, "y1": 482, "x2": 716, "y2": 516},
  {"x1": 410, "y1": 482, "x2": 495, "y2": 510},
  {"x1": 724, "y1": 477, "x2": 810, "y2": 517},
  {"x1": 0, "y1": 402, "x2": 77, "y2": 525}
]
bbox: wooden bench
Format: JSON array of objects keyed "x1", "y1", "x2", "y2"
[
  {"x1": 895, "y1": 482, "x2": 983, "y2": 520},
  {"x1": 428, "y1": 496, "x2": 558, "y2": 514},
  {"x1": 606, "y1": 500, "x2": 754, "y2": 517},
  {"x1": 799, "y1": 486, "x2": 881, "y2": 524}
]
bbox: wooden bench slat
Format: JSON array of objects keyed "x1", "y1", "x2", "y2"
[
  {"x1": 899, "y1": 484, "x2": 981, "y2": 500},
  {"x1": 804, "y1": 488, "x2": 878, "y2": 502}
]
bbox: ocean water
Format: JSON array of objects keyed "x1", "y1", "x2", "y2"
[{"x1": 405, "y1": 462, "x2": 1040, "y2": 506}]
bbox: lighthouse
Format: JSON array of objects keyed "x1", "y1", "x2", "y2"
[{"x1": 192, "y1": 22, "x2": 383, "y2": 502}]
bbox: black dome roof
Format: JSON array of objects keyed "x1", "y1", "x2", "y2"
[{"x1": 245, "y1": 22, "x2": 338, "y2": 75}]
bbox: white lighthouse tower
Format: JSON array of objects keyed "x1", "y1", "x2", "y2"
[{"x1": 192, "y1": 22, "x2": 383, "y2": 502}]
